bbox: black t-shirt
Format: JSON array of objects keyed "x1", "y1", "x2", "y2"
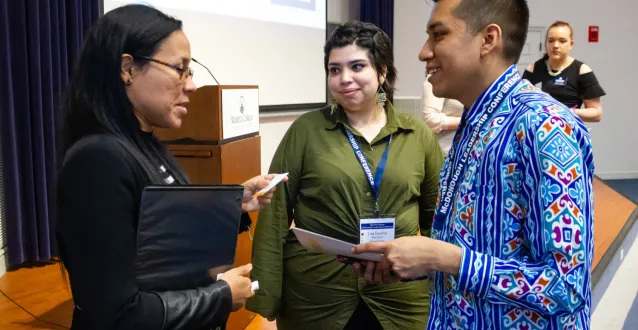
[{"x1": 522, "y1": 58, "x2": 606, "y2": 108}]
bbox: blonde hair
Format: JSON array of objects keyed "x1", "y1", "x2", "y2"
[{"x1": 547, "y1": 21, "x2": 574, "y2": 40}]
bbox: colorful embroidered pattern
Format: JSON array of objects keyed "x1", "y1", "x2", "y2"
[{"x1": 428, "y1": 66, "x2": 594, "y2": 330}]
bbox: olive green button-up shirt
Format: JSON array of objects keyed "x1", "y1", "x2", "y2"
[{"x1": 246, "y1": 104, "x2": 444, "y2": 330}]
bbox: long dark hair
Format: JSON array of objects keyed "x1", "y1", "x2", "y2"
[
  {"x1": 61, "y1": 4, "x2": 187, "y2": 184},
  {"x1": 324, "y1": 21, "x2": 397, "y2": 103}
]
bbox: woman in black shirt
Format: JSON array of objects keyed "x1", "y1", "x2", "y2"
[
  {"x1": 522, "y1": 21, "x2": 606, "y2": 122},
  {"x1": 57, "y1": 4, "x2": 281, "y2": 329}
]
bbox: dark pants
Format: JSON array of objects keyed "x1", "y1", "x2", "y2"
[{"x1": 344, "y1": 299, "x2": 383, "y2": 330}]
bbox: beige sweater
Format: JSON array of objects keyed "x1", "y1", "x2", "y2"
[{"x1": 421, "y1": 79, "x2": 464, "y2": 154}]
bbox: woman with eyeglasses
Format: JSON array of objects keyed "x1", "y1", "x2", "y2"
[
  {"x1": 56, "y1": 5, "x2": 282, "y2": 329},
  {"x1": 522, "y1": 21, "x2": 606, "y2": 122}
]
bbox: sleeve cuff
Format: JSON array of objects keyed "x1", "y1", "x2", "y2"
[
  {"x1": 423, "y1": 115, "x2": 444, "y2": 133},
  {"x1": 245, "y1": 293, "x2": 280, "y2": 319},
  {"x1": 456, "y1": 248, "x2": 495, "y2": 298},
  {"x1": 214, "y1": 281, "x2": 234, "y2": 321}
]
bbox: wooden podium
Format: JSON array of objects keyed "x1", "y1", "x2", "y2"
[{"x1": 155, "y1": 85, "x2": 261, "y2": 330}]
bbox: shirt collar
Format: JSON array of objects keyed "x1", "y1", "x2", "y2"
[
  {"x1": 465, "y1": 65, "x2": 522, "y2": 127},
  {"x1": 322, "y1": 102, "x2": 415, "y2": 132}
]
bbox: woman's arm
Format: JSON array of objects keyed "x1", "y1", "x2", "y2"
[
  {"x1": 575, "y1": 64, "x2": 603, "y2": 122},
  {"x1": 245, "y1": 121, "x2": 303, "y2": 319},
  {"x1": 443, "y1": 116, "x2": 461, "y2": 131},
  {"x1": 574, "y1": 98, "x2": 602, "y2": 122},
  {"x1": 422, "y1": 80, "x2": 447, "y2": 133},
  {"x1": 418, "y1": 129, "x2": 445, "y2": 237}
]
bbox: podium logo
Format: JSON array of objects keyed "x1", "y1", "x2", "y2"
[{"x1": 231, "y1": 95, "x2": 253, "y2": 124}]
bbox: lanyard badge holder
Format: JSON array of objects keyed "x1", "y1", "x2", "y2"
[
  {"x1": 344, "y1": 129, "x2": 427, "y2": 283},
  {"x1": 345, "y1": 129, "x2": 396, "y2": 244}
]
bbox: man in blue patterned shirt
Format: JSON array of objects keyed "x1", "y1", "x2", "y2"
[{"x1": 353, "y1": 0, "x2": 594, "y2": 328}]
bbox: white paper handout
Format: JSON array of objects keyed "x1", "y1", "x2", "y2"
[
  {"x1": 291, "y1": 227, "x2": 383, "y2": 262},
  {"x1": 252, "y1": 172, "x2": 288, "y2": 197}
]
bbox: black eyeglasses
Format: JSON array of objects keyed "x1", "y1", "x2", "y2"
[{"x1": 134, "y1": 55, "x2": 194, "y2": 80}]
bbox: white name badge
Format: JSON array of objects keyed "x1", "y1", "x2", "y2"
[{"x1": 359, "y1": 218, "x2": 395, "y2": 244}]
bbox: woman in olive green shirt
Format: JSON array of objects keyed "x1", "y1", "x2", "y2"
[{"x1": 246, "y1": 21, "x2": 444, "y2": 330}]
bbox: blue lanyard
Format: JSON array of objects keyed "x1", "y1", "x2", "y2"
[
  {"x1": 433, "y1": 67, "x2": 521, "y2": 231},
  {"x1": 345, "y1": 128, "x2": 392, "y2": 216}
]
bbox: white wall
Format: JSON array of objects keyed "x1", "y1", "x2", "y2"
[
  {"x1": 393, "y1": 0, "x2": 430, "y2": 99},
  {"x1": 259, "y1": 113, "x2": 305, "y2": 174},
  {"x1": 393, "y1": 0, "x2": 638, "y2": 179},
  {"x1": 259, "y1": 0, "x2": 360, "y2": 174}
]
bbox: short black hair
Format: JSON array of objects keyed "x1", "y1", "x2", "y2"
[
  {"x1": 433, "y1": 0, "x2": 529, "y2": 64},
  {"x1": 324, "y1": 21, "x2": 397, "y2": 101}
]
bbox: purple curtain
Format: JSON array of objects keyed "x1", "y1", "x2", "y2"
[
  {"x1": 0, "y1": 0, "x2": 100, "y2": 267},
  {"x1": 360, "y1": 0, "x2": 394, "y2": 42}
]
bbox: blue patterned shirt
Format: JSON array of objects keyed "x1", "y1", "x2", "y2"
[{"x1": 428, "y1": 66, "x2": 595, "y2": 329}]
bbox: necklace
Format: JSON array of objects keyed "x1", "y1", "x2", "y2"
[{"x1": 546, "y1": 60, "x2": 569, "y2": 77}]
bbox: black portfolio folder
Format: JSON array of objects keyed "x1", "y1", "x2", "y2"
[{"x1": 134, "y1": 185, "x2": 244, "y2": 292}]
